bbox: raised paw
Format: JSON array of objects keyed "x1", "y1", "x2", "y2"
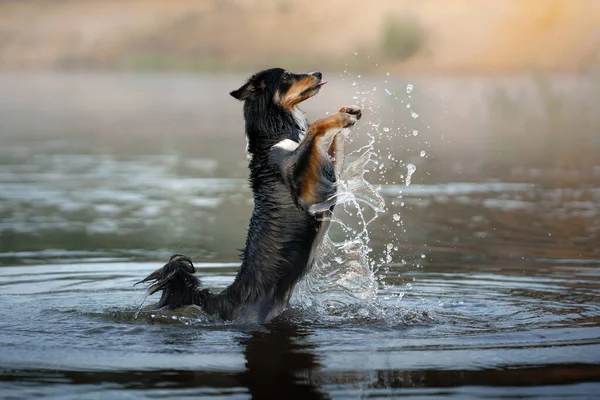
[
  {"x1": 339, "y1": 112, "x2": 358, "y2": 128},
  {"x1": 339, "y1": 105, "x2": 362, "y2": 121}
]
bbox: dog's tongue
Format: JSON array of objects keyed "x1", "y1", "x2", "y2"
[{"x1": 318, "y1": 80, "x2": 328, "y2": 86}]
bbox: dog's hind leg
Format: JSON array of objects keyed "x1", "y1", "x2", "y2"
[{"x1": 282, "y1": 105, "x2": 361, "y2": 213}]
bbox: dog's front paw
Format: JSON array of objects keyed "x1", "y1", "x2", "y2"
[
  {"x1": 338, "y1": 112, "x2": 358, "y2": 128},
  {"x1": 339, "y1": 105, "x2": 362, "y2": 121}
]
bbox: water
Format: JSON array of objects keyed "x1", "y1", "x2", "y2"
[{"x1": 1, "y1": 72, "x2": 600, "y2": 399}]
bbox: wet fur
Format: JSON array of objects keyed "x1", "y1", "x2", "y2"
[{"x1": 136, "y1": 68, "x2": 361, "y2": 323}]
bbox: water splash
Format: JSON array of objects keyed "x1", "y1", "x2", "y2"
[
  {"x1": 293, "y1": 145, "x2": 385, "y2": 308},
  {"x1": 406, "y1": 164, "x2": 417, "y2": 186},
  {"x1": 293, "y1": 68, "x2": 428, "y2": 315}
]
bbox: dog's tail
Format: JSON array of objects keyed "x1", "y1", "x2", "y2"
[{"x1": 135, "y1": 254, "x2": 227, "y2": 316}]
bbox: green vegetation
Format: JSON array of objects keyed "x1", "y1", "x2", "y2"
[{"x1": 380, "y1": 14, "x2": 424, "y2": 61}]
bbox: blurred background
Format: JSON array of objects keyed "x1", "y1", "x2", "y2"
[
  {"x1": 3, "y1": 3, "x2": 600, "y2": 397},
  {"x1": 1, "y1": 0, "x2": 598, "y2": 72},
  {"x1": 1, "y1": 0, "x2": 599, "y2": 266}
]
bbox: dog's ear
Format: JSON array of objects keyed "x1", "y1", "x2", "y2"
[
  {"x1": 230, "y1": 80, "x2": 267, "y2": 101},
  {"x1": 230, "y1": 82, "x2": 252, "y2": 101}
]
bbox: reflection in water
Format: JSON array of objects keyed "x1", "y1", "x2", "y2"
[
  {"x1": 0, "y1": 259, "x2": 599, "y2": 398},
  {"x1": 2, "y1": 345, "x2": 600, "y2": 399},
  {"x1": 240, "y1": 323, "x2": 327, "y2": 400},
  {"x1": 0, "y1": 322, "x2": 328, "y2": 399}
]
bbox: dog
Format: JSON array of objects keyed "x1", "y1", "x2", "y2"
[{"x1": 136, "y1": 68, "x2": 362, "y2": 323}]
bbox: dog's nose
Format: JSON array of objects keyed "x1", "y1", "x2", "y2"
[{"x1": 311, "y1": 71, "x2": 323, "y2": 80}]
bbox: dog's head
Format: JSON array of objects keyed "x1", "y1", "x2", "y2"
[{"x1": 230, "y1": 68, "x2": 326, "y2": 110}]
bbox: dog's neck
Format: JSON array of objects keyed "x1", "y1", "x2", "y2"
[
  {"x1": 291, "y1": 106, "x2": 308, "y2": 133},
  {"x1": 243, "y1": 102, "x2": 307, "y2": 161}
]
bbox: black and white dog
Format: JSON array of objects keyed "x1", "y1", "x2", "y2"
[{"x1": 137, "y1": 68, "x2": 362, "y2": 323}]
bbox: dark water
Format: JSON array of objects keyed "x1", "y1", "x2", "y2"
[{"x1": 1, "y1": 72, "x2": 600, "y2": 399}]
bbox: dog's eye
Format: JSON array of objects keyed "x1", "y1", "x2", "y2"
[{"x1": 282, "y1": 73, "x2": 291, "y2": 82}]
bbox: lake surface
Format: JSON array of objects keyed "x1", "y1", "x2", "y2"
[{"x1": 0, "y1": 72, "x2": 599, "y2": 399}]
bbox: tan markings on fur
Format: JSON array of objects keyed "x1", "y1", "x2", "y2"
[
  {"x1": 298, "y1": 113, "x2": 349, "y2": 207},
  {"x1": 276, "y1": 76, "x2": 319, "y2": 110},
  {"x1": 299, "y1": 151, "x2": 321, "y2": 206}
]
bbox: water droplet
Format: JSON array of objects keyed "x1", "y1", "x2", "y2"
[
  {"x1": 372, "y1": 87, "x2": 377, "y2": 91},
  {"x1": 385, "y1": 89, "x2": 392, "y2": 95},
  {"x1": 386, "y1": 254, "x2": 393, "y2": 263},
  {"x1": 412, "y1": 129, "x2": 418, "y2": 136},
  {"x1": 406, "y1": 103, "x2": 411, "y2": 108},
  {"x1": 351, "y1": 81, "x2": 357, "y2": 86},
  {"x1": 406, "y1": 164, "x2": 416, "y2": 186},
  {"x1": 354, "y1": 51, "x2": 358, "y2": 56},
  {"x1": 387, "y1": 243, "x2": 394, "y2": 250},
  {"x1": 406, "y1": 283, "x2": 413, "y2": 289},
  {"x1": 386, "y1": 72, "x2": 390, "y2": 76},
  {"x1": 406, "y1": 84, "x2": 413, "y2": 93},
  {"x1": 421, "y1": 254, "x2": 426, "y2": 259},
  {"x1": 420, "y1": 150, "x2": 426, "y2": 157},
  {"x1": 411, "y1": 111, "x2": 419, "y2": 119},
  {"x1": 383, "y1": 127, "x2": 390, "y2": 132},
  {"x1": 393, "y1": 214, "x2": 401, "y2": 221}
]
